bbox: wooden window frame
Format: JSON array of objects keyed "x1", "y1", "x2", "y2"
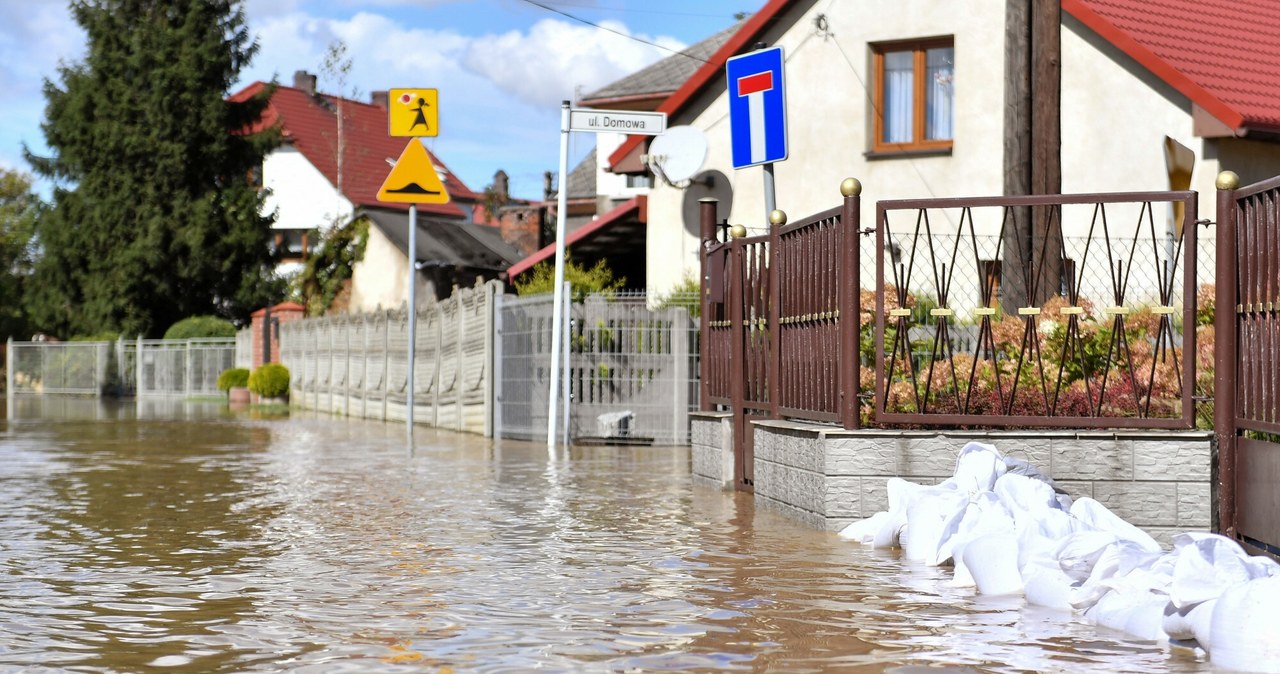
[{"x1": 871, "y1": 37, "x2": 954, "y2": 154}]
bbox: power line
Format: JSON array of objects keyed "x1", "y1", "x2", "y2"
[
  {"x1": 538, "y1": 0, "x2": 743, "y2": 20},
  {"x1": 518, "y1": 0, "x2": 714, "y2": 63}
]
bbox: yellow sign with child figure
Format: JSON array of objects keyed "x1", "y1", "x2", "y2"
[{"x1": 388, "y1": 88, "x2": 438, "y2": 137}]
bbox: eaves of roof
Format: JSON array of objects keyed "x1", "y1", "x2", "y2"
[{"x1": 506, "y1": 196, "x2": 645, "y2": 278}]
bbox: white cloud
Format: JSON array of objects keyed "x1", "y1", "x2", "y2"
[{"x1": 462, "y1": 18, "x2": 681, "y2": 108}]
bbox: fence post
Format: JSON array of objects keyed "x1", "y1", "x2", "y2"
[
  {"x1": 698, "y1": 197, "x2": 718, "y2": 412},
  {"x1": 5, "y1": 337, "x2": 13, "y2": 418},
  {"x1": 728, "y1": 226, "x2": 747, "y2": 485},
  {"x1": 671, "y1": 307, "x2": 690, "y2": 444},
  {"x1": 383, "y1": 310, "x2": 391, "y2": 421},
  {"x1": 1214, "y1": 170, "x2": 1239, "y2": 537},
  {"x1": 455, "y1": 290, "x2": 465, "y2": 431},
  {"x1": 136, "y1": 336, "x2": 144, "y2": 397},
  {"x1": 840, "y1": 178, "x2": 863, "y2": 430},
  {"x1": 487, "y1": 282, "x2": 501, "y2": 439}
]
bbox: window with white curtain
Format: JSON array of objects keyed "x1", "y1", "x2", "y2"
[{"x1": 872, "y1": 38, "x2": 954, "y2": 153}]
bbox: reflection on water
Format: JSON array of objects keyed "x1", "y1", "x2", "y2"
[{"x1": 0, "y1": 398, "x2": 1213, "y2": 672}]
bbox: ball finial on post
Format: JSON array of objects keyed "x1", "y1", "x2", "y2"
[
  {"x1": 768, "y1": 209, "x2": 787, "y2": 227},
  {"x1": 840, "y1": 177, "x2": 863, "y2": 197},
  {"x1": 729, "y1": 224, "x2": 748, "y2": 239},
  {"x1": 1216, "y1": 170, "x2": 1240, "y2": 190}
]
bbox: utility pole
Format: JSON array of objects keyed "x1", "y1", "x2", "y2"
[{"x1": 1003, "y1": 0, "x2": 1062, "y2": 311}]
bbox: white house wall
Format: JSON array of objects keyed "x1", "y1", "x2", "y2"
[
  {"x1": 263, "y1": 146, "x2": 353, "y2": 231},
  {"x1": 348, "y1": 224, "x2": 423, "y2": 314},
  {"x1": 643, "y1": 0, "x2": 1280, "y2": 295},
  {"x1": 646, "y1": 0, "x2": 1008, "y2": 294}
]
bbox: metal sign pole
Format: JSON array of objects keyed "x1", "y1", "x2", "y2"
[
  {"x1": 561, "y1": 280, "x2": 572, "y2": 447},
  {"x1": 548, "y1": 101, "x2": 571, "y2": 448},
  {"x1": 763, "y1": 163, "x2": 777, "y2": 224},
  {"x1": 407, "y1": 203, "x2": 417, "y2": 438}
]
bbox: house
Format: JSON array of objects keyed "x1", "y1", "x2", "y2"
[
  {"x1": 505, "y1": 21, "x2": 741, "y2": 290},
  {"x1": 230, "y1": 72, "x2": 522, "y2": 311},
  {"x1": 604, "y1": 0, "x2": 1280, "y2": 294}
]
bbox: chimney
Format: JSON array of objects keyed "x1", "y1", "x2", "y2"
[
  {"x1": 543, "y1": 171, "x2": 555, "y2": 201},
  {"x1": 370, "y1": 90, "x2": 389, "y2": 109},
  {"x1": 493, "y1": 170, "x2": 509, "y2": 202},
  {"x1": 292, "y1": 70, "x2": 316, "y2": 96}
]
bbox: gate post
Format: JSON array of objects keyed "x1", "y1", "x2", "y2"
[
  {"x1": 1214, "y1": 170, "x2": 1239, "y2": 537},
  {"x1": 839, "y1": 178, "x2": 863, "y2": 429},
  {"x1": 728, "y1": 225, "x2": 748, "y2": 487},
  {"x1": 768, "y1": 209, "x2": 784, "y2": 418},
  {"x1": 698, "y1": 197, "x2": 718, "y2": 412}
]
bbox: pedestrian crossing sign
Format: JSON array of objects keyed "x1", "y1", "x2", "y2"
[
  {"x1": 377, "y1": 139, "x2": 450, "y2": 204},
  {"x1": 388, "y1": 88, "x2": 438, "y2": 137}
]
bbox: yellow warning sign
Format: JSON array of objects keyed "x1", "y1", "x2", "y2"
[
  {"x1": 388, "y1": 88, "x2": 438, "y2": 137},
  {"x1": 377, "y1": 139, "x2": 450, "y2": 204}
]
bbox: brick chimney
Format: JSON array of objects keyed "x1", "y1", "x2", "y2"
[
  {"x1": 293, "y1": 70, "x2": 317, "y2": 96},
  {"x1": 370, "y1": 90, "x2": 389, "y2": 108}
]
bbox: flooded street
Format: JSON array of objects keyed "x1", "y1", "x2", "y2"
[{"x1": 1, "y1": 398, "x2": 1215, "y2": 672}]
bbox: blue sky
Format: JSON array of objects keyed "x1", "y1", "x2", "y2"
[{"x1": 0, "y1": 0, "x2": 756, "y2": 200}]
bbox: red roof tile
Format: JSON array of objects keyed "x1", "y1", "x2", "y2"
[
  {"x1": 230, "y1": 81, "x2": 478, "y2": 218},
  {"x1": 1065, "y1": 0, "x2": 1280, "y2": 133}
]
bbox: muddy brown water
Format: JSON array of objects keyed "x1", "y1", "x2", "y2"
[{"x1": 0, "y1": 397, "x2": 1216, "y2": 672}]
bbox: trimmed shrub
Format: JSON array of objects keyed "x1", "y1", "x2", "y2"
[
  {"x1": 216, "y1": 367, "x2": 250, "y2": 392},
  {"x1": 248, "y1": 363, "x2": 291, "y2": 399},
  {"x1": 164, "y1": 315, "x2": 236, "y2": 339}
]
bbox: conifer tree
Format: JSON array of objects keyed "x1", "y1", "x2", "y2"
[
  {"x1": 26, "y1": 0, "x2": 282, "y2": 338},
  {"x1": 0, "y1": 169, "x2": 40, "y2": 339}
]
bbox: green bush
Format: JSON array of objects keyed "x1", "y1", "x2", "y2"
[
  {"x1": 248, "y1": 363, "x2": 291, "y2": 399},
  {"x1": 216, "y1": 367, "x2": 250, "y2": 392},
  {"x1": 164, "y1": 315, "x2": 236, "y2": 339}
]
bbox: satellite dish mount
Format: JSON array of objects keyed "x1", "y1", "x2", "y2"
[{"x1": 643, "y1": 126, "x2": 708, "y2": 189}]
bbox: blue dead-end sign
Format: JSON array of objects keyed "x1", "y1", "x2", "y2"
[{"x1": 727, "y1": 46, "x2": 787, "y2": 169}]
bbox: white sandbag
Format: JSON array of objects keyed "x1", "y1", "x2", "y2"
[
  {"x1": 1018, "y1": 508, "x2": 1080, "y2": 572},
  {"x1": 993, "y1": 473, "x2": 1063, "y2": 533},
  {"x1": 945, "y1": 441, "x2": 1006, "y2": 493},
  {"x1": 1209, "y1": 576, "x2": 1280, "y2": 673},
  {"x1": 1023, "y1": 562, "x2": 1075, "y2": 611},
  {"x1": 1056, "y1": 531, "x2": 1121, "y2": 583},
  {"x1": 903, "y1": 489, "x2": 969, "y2": 563},
  {"x1": 1071, "y1": 540, "x2": 1160, "y2": 611},
  {"x1": 1162, "y1": 597, "x2": 1215, "y2": 644},
  {"x1": 872, "y1": 510, "x2": 906, "y2": 549},
  {"x1": 962, "y1": 532, "x2": 1023, "y2": 596},
  {"x1": 1168, "y1": 533, "x2": 1259, "y2": 609},
  {"x1": 838, "y1": 511, "x2": 892, "y2": 544},
  {"x1": 886, "y1": 477, "x2": 929, "y2": 514},
  {"x1": 1085, "y1": 589, "x2": 1169, "y2": 642},
  {"x1": 935, "y1": 492, "x2": 1016, "y2": 567},
  {"x1": 1070, "y1": 497, "x2": 1162, "y2": 553}
]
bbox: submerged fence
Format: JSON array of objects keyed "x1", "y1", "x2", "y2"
[{"x1": 5, "y1": 337, "x2": 236, "y2": 398}]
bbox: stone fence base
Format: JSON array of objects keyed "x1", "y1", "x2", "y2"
[{"x1": 690, "y1": 412, "x2": 1213, "y2": 547}]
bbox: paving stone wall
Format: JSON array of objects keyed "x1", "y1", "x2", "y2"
[
  {"x1": 748, "y1": 421, "x2": 1212, "y2": 547},
  {"x1": 689, "y1": 412, "x2": 733, "y2": 489}
]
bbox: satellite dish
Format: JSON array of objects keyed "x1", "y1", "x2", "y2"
[
  {"x1": 645, "y1": 125, "x2": 707, "y2": 187},
  {"x1": 682, "y1": 169, "x2": 732, "y2": 236}
]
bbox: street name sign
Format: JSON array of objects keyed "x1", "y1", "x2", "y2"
[
  {"x1": 388, "y1": 88, "x2": 439, "y2": 137},
  {"x1": 377, "y1": 139, "x2": 450, "y2": 204},
  {"x1": 569, "y1": 108, "x2": 667, "y2": 135},
  {"x1": 726, "y1": 47, "x2": 788, "y2": 169}
]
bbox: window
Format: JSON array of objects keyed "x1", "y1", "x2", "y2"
[
  {"x1": 273, "y1": 229, "x2": 310, "y2": 262},
  {"x1": 872, "y1": 38, "x2": 954, "y2": 153},
  {"x1": 626, "y1": 173, "x2": 653, "y2": 189}
]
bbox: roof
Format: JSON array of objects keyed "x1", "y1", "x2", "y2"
[
  {"x1": 607, "y1": 0, "x2": 1280, "y2": 169},
  {"x1": 230, "y1": 81, "x2": 478, "y2": 218},
  {"x1": 506, "y1": 197, "x2": 646, "y2": 277},
  {"x1": 580, "y1": 21, "x2": 744, "y2": 108},
  {"x1": 361, "y1": 208, "x2": 524, "y2": 272},
  {"x1": 606, "y1": 0, "x2": 792, "y2": 170},
  {"x1": 1064, "y1": 0, "x2": 1280, "y2": 133},
  {"x1": 567, "y1": 147, "x2": 597, "y2": 200}
]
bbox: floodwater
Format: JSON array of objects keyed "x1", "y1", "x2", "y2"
[{"x1": 0, "y1": 397, "x2": 1217, "y2": 673}]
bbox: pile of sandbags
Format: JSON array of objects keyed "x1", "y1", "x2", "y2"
[{"x1": 839, "y1": 441, "x2": 1280, "y2": 671}]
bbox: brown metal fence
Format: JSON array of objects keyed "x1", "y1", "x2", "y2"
[
  {"x1": 1215, "y1": 172, "x2": 1280, "y2": 556},
  {"x1": 874, "y1": 191, "x2": 1199, "y2": 429}
]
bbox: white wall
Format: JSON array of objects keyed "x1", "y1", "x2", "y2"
[
  {"x1": 645, "y1": 0, "x2": 1007, "y2": 293},
  {"x1": 595, "y1": 132, "x2": 650, "y2": 203},
  {"x1": 262, "y1": 146, "x2": 353, "y2": 232}
]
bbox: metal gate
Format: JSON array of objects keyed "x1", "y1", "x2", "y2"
[
  {"x1": 1215, "y1": 171, "x2": 1280, "y2": 557},
  {"x1": 494, "y1": 291, "x2": 699, "y2": 445}
]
